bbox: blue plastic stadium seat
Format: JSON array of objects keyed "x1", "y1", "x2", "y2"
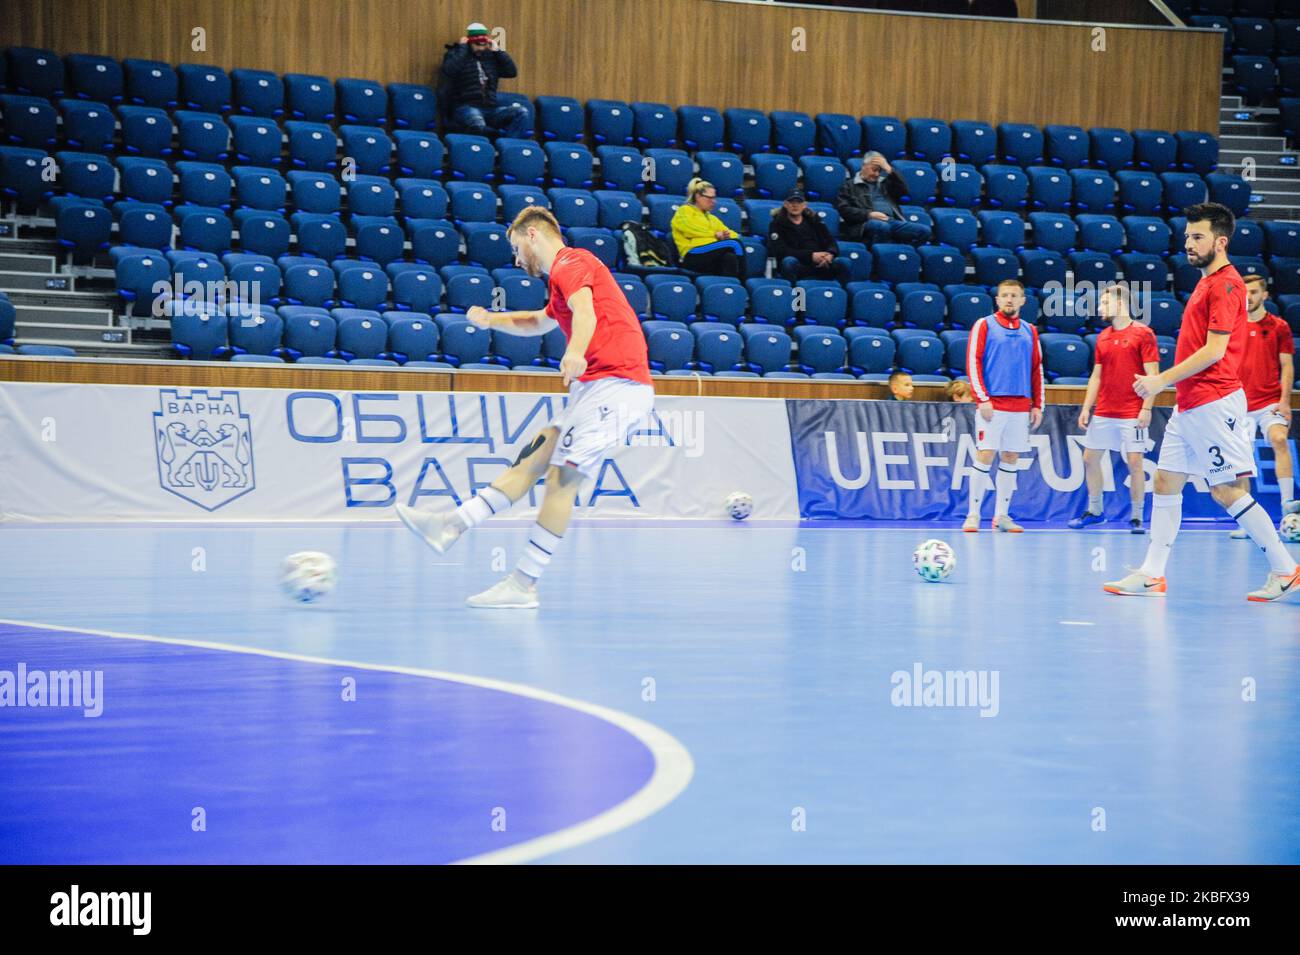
[{"x1": 231, "y1": 69, "x2": 284, "y2": 118}]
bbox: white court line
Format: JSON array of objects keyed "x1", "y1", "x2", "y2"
[
  {"x1": 1058, "y1": 621, "x2": 1096, "y2": 626},
  {"x1": 0, "y1": 520, "x2": 1214, "y2": 531},
  {"x1": 0, "y1": 616, "x2": 694, "y2": 866}
]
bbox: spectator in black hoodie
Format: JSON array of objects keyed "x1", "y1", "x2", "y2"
[
  {"x1": 441, "y1": 22, "x2": 529, "y2": 138},
  {"x1": 768, "y1": 190, "x2": 852, "y2": 284},
  {"x1": 835, "y1": 151, "x2": 930, "y2": 246}
]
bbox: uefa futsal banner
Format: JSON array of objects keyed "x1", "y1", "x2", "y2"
[
  {"x1": 0, "y1": 382, "x2": 799, "y2": 522},
  {"x1": 785, "y1": 399, "x2": 1300, "y2": 522}
]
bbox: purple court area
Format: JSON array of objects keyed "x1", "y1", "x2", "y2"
[{"x1": 0, "y1": 623, "x2": 656, "y2": 864}]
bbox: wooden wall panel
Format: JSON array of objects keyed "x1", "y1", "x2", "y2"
[{"x1": 1, "y1": 0, "x2": 1221, "y2": 133}]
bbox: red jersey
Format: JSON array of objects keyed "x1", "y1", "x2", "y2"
[
  {"x1": 966, "y1": 312, "x2": 1044, "y2": 412},
  {"x1": 1175, "y1": 263, "x2": 1249, "y2": 412},
  {"x1": 1238, "y1": 312, "x2": 1294, "y2": 411},
  {"x1": 1093, "y1": 321, "x2": 1159, "y2": 418},
  {"x1": 546, "y1": 246, "x2": 652, "y2": 386}
]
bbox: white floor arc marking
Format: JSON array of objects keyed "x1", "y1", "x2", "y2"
[{"x1": 0, "y1": 617, "x2": 694, "y2": 866}]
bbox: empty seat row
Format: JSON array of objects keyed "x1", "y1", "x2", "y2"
[
  {"x1": 2, "y1": 49, "x2": 444, "y2": 128},
  {"x1": 0, "y1": 51, "x2": 1223, "y2": 178}
]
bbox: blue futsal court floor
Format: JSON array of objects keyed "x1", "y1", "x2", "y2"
[{"x1": 1, "y1": 518, "x2": 1298, "y2": 864}]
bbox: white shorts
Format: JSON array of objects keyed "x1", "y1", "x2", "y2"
[
  {"x1": 548, "y1": 376, "x2": 655, "y2": 479},
  {"x1": 1082, "y1": 415, "x2": 1153, "y2": 454},
  {"x1": 975, "y1": 409, "x2": 1030, "y2": 453},
  {"x1": 1156, "y1": 389, "x2": 1256, "y2": 487},
  {"x1": 1246, "y1": 406, "x2": 1289, "y2": 440}
]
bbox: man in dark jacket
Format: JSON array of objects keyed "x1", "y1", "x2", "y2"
[
  {"x1": 835, "y1": 151, "x2": 931, "y2": 246},
  {"x1": 768, "y1": 190, "x2": 852, "y2": 283},
  {"x1": 440, "y1": 23, "x2": 529, "y2": 138}
]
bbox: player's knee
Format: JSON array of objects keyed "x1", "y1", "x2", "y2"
[
  {"x1": 1152, "y1": 472, "x2": 1180, "y2": 495},
  {"x1": 514, "y1": 429, "x2": 557, "y2": 476},
  {"x1": 1209, "y1": 486, "x2": 1236, "y2": 508},
  {"x1": 546, "y1": 463, "x2": 583, "y2": 487},
  {"x1": 1210, "y1": 479, "x2": 1248, "y2": 507}
]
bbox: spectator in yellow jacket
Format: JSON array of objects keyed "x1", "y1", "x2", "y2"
[{"x1": 670, "y1": 178, "x2": 746, "y2": 280}]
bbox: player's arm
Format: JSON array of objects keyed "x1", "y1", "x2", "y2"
[
  {"x1": 966, "y1": 320, "x2": 992, "y2": 414},
  {"x1": 1279, "y1": 351, "x2": 1294, "y2": 421},
  {"x1": 1029, "y1": 327, "x2": 1044, "y2": 428},
  {"x1": 1135, "y1": 329, "x2": 1230, "y2": 398},
  {"x1": 466, "y1": 306, "x2": 556, "y2": 337},
  {"x1": 1135, "y1": 358, "x2": 1159, "y2": 426},
  {"x1": 560, "y1": 286, "x2": 597, "y2": 386},
  {"x1": 1079, "y1": 364, "x2": 1101, "y2": 427},
  {"x1": 1139, "y1": 360, "x2": 1159, "y2": 411}
]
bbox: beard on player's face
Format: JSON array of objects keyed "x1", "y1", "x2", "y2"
[{"x1": 1185, "y1": 237, "x2": 1218, "y2": 268}]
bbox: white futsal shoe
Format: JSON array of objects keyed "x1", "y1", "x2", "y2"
[
  {"x1": 466, "y1": 574, "x2": 540, "y2": 610},
  {"x1": 1246, "y1": 566, "x2": 1300, "y2": 603},
  {"x1": 1230, "y1": 527, "x2": 1250, "y2": 540},
  {"x1": 395, "y1": 503, "x2": 463, "y2": 555},
  {"x1": 1102, "y1": 568, "x2": 1167, "y2": 597}
]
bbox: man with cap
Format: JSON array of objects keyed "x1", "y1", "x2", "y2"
[
  {"x1": 767, "y1": 190, "x2": 853, "y2": 284},
  {"x1": 440, "y1": 23, "x2": 529, "y2": 138}
]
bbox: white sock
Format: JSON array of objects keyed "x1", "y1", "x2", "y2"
[
  {"x1": 515, "y1": 524, "x2": 563, "y2": 582},
  {"x1": 967, "y1": 462, "x2": 992, "y2": 518},
  {"x1": 1228, "y1": 495, "x2": 1299, "y2": 576},
  {"x1": 1279, "y1": 475, "x2": 1294, "y2": 505},
  {"x1": 1129, "y1": 468, "x2": 1146, "y2": 517},
  {"x1": 995, "y1": 465, "x2": 1018, "y2": 518},
  {"x1": 1139, "y1": 493, "x2": 1182, "y2": 578},
  {"x1": 453, "y1": 485, "x2": 512, "y2": 531},
  {"x1": 1088, "y1": 494, "x2": 1103, "y2": 516}
]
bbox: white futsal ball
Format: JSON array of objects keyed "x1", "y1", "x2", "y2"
[
  {"x1": 280, "y1": 551, "x2": 338, "y2": 603},
  {"x1": 1281, "y1": 512, "x2": 1300, "y2": 544},
  {"x1": 913, "y1": 539, "x2": 956, "y2": 582},
  {"x1": 725, "y1": 491, "x2": 753, "y2": 521}
]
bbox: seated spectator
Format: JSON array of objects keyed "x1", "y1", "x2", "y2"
[
  {"x1": 835, "y1": 151, "x2": 930, "y2": 247},
  {"x1": 947, "y1": 379, "x2": 973, "y2": 403},
  {"x1": 768, "y1": 190, "x2": 852, "y2": 284},
  {"x1": 441, "y1": 22, "x2": 530, "y2": 138},
  {"x1": 671, "y1": 178, "x2": 746, "y2": 280},
  {"x1": 889, "y1": 371, "x2": 914, "y2": 400}
]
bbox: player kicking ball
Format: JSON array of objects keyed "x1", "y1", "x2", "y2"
[
  {"x1": 963, "y1": 278, "x2": 1044, "y2": 532},
  {"x1": 1230, "y1": 274, "x2": 1294, "y2": 539},
  {"x1": 1068, "y1": 283, "x2": 1157, "y2": 534},
  {"x1": 395, "y1": 206, "x2": 655, "y2": 608},
  {"x1": 1104, "y1": 203, "x2": 1300, "y2": 602}
]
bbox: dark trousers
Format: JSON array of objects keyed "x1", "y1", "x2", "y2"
[
  {"x1": 779, "y1": 256, "x2": 853, "y2": 284},
  {"x1": 683, "y1": 247, "x2": 746, "y2": 280}
]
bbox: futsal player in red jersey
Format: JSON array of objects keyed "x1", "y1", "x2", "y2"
[
  {"x1": 1229, "y1": 274, "x2": 1294, "y2": 539},
  {"x1": 1105, "y1": 203, "x2": 1300, "y2": 601},
  {"x1": 397, "y1": 206, "x2": 655, "y2": 608},
  {"x1": 1068, "y1": 283, "x2": 1158, "y2": 533}
]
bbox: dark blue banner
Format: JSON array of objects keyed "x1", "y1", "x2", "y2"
[{"x1": 785, "y1": 399, "x2": 1298, "y2": 523}]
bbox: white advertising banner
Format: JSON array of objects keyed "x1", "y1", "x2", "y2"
[{"x1": 0, "y1": 382, "x2": 799, "y2": 522}]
